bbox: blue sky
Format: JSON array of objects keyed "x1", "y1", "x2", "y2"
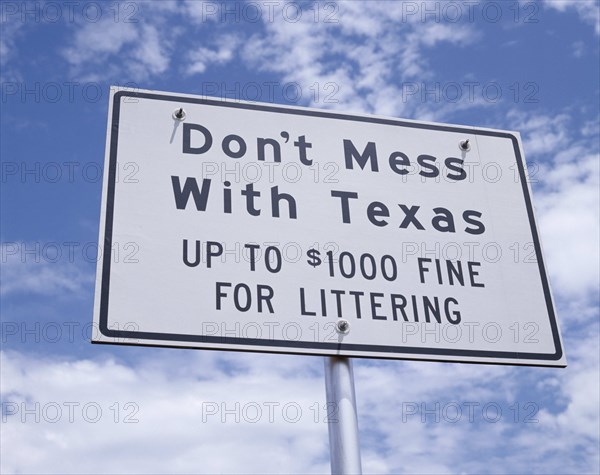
[{"x1": 1, "y1": 1, "x2": 599, "y2": 473}]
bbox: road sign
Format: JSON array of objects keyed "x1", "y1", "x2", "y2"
[{"x1": 92, "y1": 87, "x2": 566, "y2": 366}]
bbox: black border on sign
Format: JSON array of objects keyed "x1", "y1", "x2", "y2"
[{"x1": 96, "y1": 90, "x2": 564, "y2": 365}]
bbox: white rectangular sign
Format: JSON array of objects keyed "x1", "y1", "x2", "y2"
[{"x1": 92, "y1": 87, "x2": 566, "y2": 366}]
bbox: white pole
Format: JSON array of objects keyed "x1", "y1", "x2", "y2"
[{"x1": 324, "y1": 356, "x2": 362, "y2": 475}]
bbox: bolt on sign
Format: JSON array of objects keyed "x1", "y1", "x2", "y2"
[{"x1": 92, "y1": 87, "x2": 566, "y2": 367}]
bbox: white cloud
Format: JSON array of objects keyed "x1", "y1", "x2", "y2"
[
  {"x1": 52, "y1": 1, "x2": 482, "y2": 120},
  {"x1": 131, "y1": 24, "x2": 170, "y2": 77},
  {"x1": 63, "y1": 18, "x2": 137, "y2": 62},
  {"x1": 0, "y1": 6, "x2": 27, "y2": 80},
  {"x1": 61, "y1": 17, "x2": 171, "y2": 82},
  {"x1": 0, "y1": 242, "x2": 93, "y2": 297},
  {"x1": 544, "y1": 0, "x2": 600, "y2": 35},
  {"x1": 507, "y1": 111, "x2": 600, "y2": 301},
  {"x1": 507, "y1": 110, "x2": 570, "y2": 156},
  {"x1": 0, "y1": 350, "x2": 329, "y2": 474},
  {"x1": 573, "y1": 40, "x2": 585, "y2": 57},
  {"x1": 186, "y1": 34, "x2": 240, "y2": 75},
  {"x1": 2, "y1": 343, "x2": 598, "y2": 474},
  {"x1": 240, "y1": 1, "x2": 481, "y2": 118},
  {"x1": 536, "y1": 153, "x2": 599, "y2": 300},
  {"x1": 0, "y1": 12, "x2": 24, "y2": 67},
  {"x1": 355, "y1": 331, "x2": 600, "y2": 473}
]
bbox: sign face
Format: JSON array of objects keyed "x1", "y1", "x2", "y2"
[{"x1": 92, "y1": 87, "x2": 566, "y2": 366}]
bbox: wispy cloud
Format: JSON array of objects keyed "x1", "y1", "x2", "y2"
[
  {"x1": 239, "y1": 1, "x2": 482, "y2": 119},
  {"x1": 0, "y1": 350, "x2": 330, "y2": 474},
  {"x1": 507, "y1": 110, "x2": 600, "y2": 301},
  {"x1": 2, "y1": 337, "x2": 598, "y2": 474},
  {"x1": 0, "y1": 6, "x2": 27, "y2": 80},
  {"x1": 544, "y1": 0, "x2": 600, "y2": 35},
  {"x1": 186, "y1": 34, "x2": 240, "y2": 75},
  {"x1": 0, "y1": 242, "x2": 93, "y2": 297},
  {"x1": 61, "y1": 17, "x2": 171, "y2": 82}
]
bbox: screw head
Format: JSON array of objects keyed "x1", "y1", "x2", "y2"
[
  {"x1": 173, "y1": 108, "x2": 186, "y2": 121},
  {"x1": 459, "y1": 139, "x2": 471, "y2": 152},
  {"x1": 336, "y1": 319, "x2": 350, "y2": 334}
]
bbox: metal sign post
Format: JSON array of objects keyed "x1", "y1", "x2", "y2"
[{"x1": 324, "y1": 356, "x2": 362, "y2": 475}]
